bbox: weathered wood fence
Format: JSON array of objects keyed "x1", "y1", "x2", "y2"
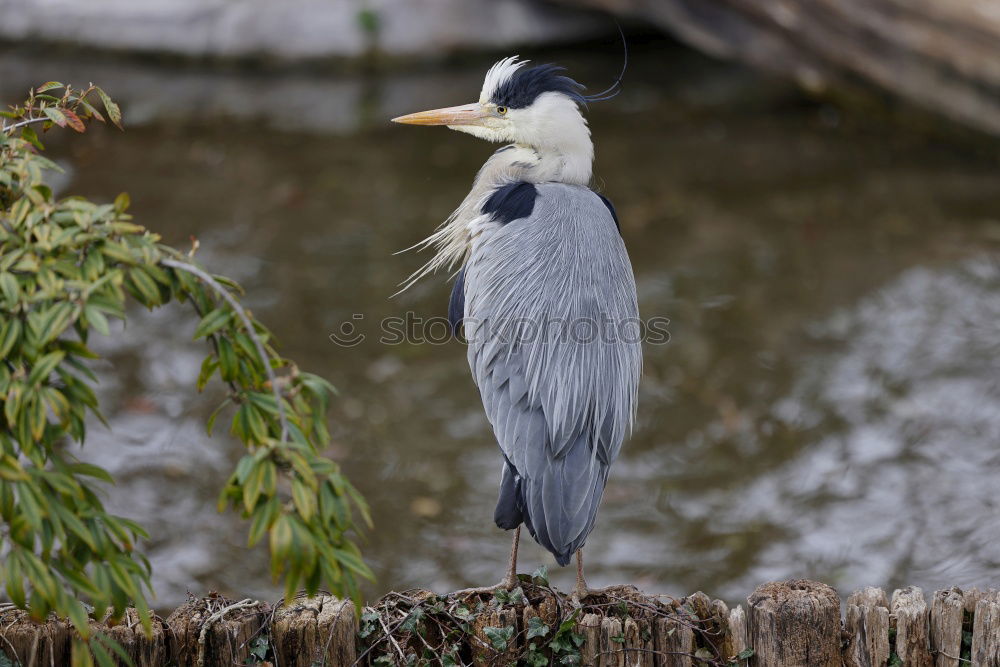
[{"x1": 2, "y1": 579, "x2": 1000, "y2": 666}]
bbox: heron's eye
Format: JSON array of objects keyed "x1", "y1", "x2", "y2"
[{"x1": 497, "y1": 106, "x2": 508, "y2": 116}]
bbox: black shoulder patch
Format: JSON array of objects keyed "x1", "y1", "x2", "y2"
[
  {"x1": 597, "y1": 193, "x2": 621, "y2": 232},
  {"x1": 482, "y1": 181, "x2": 537, "y2": 226},
  {"x1": 448, "y1": 268, "x2": 466, "y2": 340}
]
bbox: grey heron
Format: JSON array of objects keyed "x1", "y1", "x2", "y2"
[{"x1": 393, "y1": 56, "x2": 641, "y2": 599}]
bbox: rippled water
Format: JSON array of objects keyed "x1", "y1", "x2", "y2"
[{"x1": 3, "y1": 41, "x2": 1000, "y2": 610}]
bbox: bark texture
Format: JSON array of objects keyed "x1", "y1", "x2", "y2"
[{"x1": 747, "y1": 579, "x2": 841, "y2": 667}]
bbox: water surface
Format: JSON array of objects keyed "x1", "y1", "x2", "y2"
[{"x1": 3, "y1": 42, "x2": 999, "y2": 609}]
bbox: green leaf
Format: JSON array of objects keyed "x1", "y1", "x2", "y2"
[
  {"x1": 0, "y1": 317, "x2": 22, "y2": 359},
  {"x1": 64, "y1": 598, "x2": 91, "y2": 637},
  {"x1": 42, "y1": 106, "x2": 67, "y2": 128},
  {"x1": 242, "y1": 457, "x2": 265, "y2": 512},
  {"x1": 197, "y1": 356, "x2": 218, "y2": 392},
  {"x1": 127, "y1": 267, "x2": 161, "y2": 305},
  {"x1": 95, "y1": 87, "x2": 123, "y2": 130},
  {"x1": 526, "y1": 616, "x2": 549, "y2": 640},
  {"x1": 193, "y1": 308, "x2": 231, "y2": 340},
  {"x1": 737, "y1": 648, "x2": 755, "y2": 659},
  {"x1": 332, "y1": 546, "x2": 374, "y2": 581},
  {"x1": 248, "y1": 496, "x2": 279, "y2": 547},
  {"x1": 217, "y1": 337, "x2": 237, "y2": 382},
  {"x1": 0, "y1": 272, "x2": 20, "y2": 304},
  {"x1": 27, "y1": 350, "x2": 65, "y2": 386},
  {"x1": 292, "y1": 479, "x2": 316, "y2": 522},
  {"x1": 483, "y1": 625, "x2": 514, "y2": 652},
  {"x1": 68, "y1": 461, "x2": 115, "y2": 483},
  {"x1": 20, "y1": 125, "x2": 44, "y2": 149},
  {"x1": 269, "y1": 515, "x2": 293, "y2": 579},
  {"x1": 84, "y1": 304, "x2": 111, "y2": 336},
  {"x1": 113, "y1": 192, "x2": 130, "y2": 212},
  {"x1": 35, "y1": 81, "x2": 64, "y2": 93},
  {"x1": 5, "y1": 554, "x2": 25, "y2": 607},
  {"x1": 32, "y1": 302, "x2": 75, "y2": 346}
]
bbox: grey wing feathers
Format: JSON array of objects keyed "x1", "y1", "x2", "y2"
[{"x1": 465, "y1": 183, "x2": 641, "y2": 564}]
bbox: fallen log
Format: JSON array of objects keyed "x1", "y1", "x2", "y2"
[
  {"x1": 1, "y1": 580, "x2": 997, "y2": 665},
  {"x1": 560, "y1": 0, "x2": 1000, "y2": 139}
]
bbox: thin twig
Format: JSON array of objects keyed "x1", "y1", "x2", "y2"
[
  {"x1": 1, "y1": 116, "x2": 48, "y2": 134},
  {"x1": 196, "y1": 598, "x2": 257, "y2": 667},
  {"x1": 162, "y1": 257, "x2": 290, "y2": 442},
  {"x1": 377, "y1": 615, "x2": 407, "y2": 663},
  {"x1": 935, "y1": 648, "x2": 973, "y2": 663}
]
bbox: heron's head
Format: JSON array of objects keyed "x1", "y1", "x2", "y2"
[{"x1": 392, "y1": 57, "x2": 590, "y2": 153}]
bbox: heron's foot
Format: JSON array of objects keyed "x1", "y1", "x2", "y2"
[
  {"x1": 571, "y1": 584, "x2": 613, "y2": 606},
  {"x1": 450, "y1": 576, "x2": 519, "y2": 599}
]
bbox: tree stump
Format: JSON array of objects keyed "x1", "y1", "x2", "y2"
[
  {"x1": 845, "y1": 587, "x2": 890, "y2": 667},
  {"x1": 930, "y1": 588, "x2": 965, "y2": 667},
  {"x1": 91, "y1": 608, "x2": 168, "y2": 667},
  {"x1": 578, "y1": 612, "x2": 603, "y2": 667},
  {"x1": 892, "y1": 586, "x2": 933, "y2": 667},
  {"x1": 622, "y1": 616, "x2": 654, "y2": 667},
  {"x1": 600, "y1": 616, "x2": 625, "y2": 666},
  {"x1": 0, "y1": 607, "x2": 71, "y2": 666},
  {"x1": 654, "y1": 612, "x2": 694, "y2": 667},
  {"x1": 972, "y1": 591, "x2": 1000, "y2": 666},
  {"x1": 470, "y1": 604, "x2": 519, "y2": 666},
  {"x1": 164, "y1": 595, "x2": 269, "y2": 667},
  {"x1": 727, "y1": 605, "x2": 750, "y2": 665},
  {"x1": 272, "y1": 595, "x2": 356, "y2": 667},
  {"x1": 747, "y1": 579, "x2": 840, "y2": 667}
]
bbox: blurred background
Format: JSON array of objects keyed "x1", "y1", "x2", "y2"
[{"x1": 2, "y1": 0, "x2": 999, "y2": 611}]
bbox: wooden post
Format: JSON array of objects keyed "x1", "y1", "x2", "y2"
[
  {"x1": 622, "y1": 616, "x2": 654, "y2": 667},
  {"x1": 845, "y1": 587, "x2": 890, "y2": 667},
  {"x1": 727, "y1": 605, "x2": 750, "y2": 666},
  {"x1": 747, "y1": 580, "x2": 840, "y2": 667},
  {"x1": 470, "y1": 605, "x2": 519, "y2": 666},
  {"x1": 271, "y1": 595, "x2": 356, "y2": 667},
  {"x1": 164, "y1": 595, "x2": 269, "y2": 667},
  {"x1": 600, "y1": 616, "x2": 625, "y2": 666},
  {"x1": 0, "y1": 608, "x2": 70, "y2": 666},
  {"x1": 93, "y1": 608, "x2": 168, "y2": 667},
  {"x1": 654, "y1": 613, "x2": 694, "y2": 667},
  {"x1": 892, "y1": 586, "x2": 933, "y2": 667},
  {"x1": 930, "y1": 588, "x2": 964, "y2": 667},
  {"x1": 972, "y1": 591, "x2": 1000, "y2": 666},
  {"x1": 578, "y1": 612, "x2": 603, "y2": 667}
]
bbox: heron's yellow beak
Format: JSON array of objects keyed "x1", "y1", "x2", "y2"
[{"x1": 392, "y1": 103, "x2": 487, "y2": 127}]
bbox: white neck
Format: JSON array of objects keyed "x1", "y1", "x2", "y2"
[{"x1": 397, "y1": 94, "x2": 594, "y2": 291}]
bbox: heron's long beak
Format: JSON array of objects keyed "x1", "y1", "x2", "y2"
[{"x1": 392, "y1": 103, "x2": 487, "y2": 127}]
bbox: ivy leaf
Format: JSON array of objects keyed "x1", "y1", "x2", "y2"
[
  {"x1": 526, "y1": 616, "x2": 549, "y2": 640},
  {"x1": 483, "y1": 625, "x2": 514, "y2": 652}
]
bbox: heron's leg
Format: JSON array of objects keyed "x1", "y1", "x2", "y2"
[
  {"x1": 450, "y1": 526, "x2": 522, "y2": 598},
  {"x1": 501, "y1": 525, "x2": 521, "y2": 589},
  {"x1": 573, "y1": 549, "x2": 589, "y2": 600},
  {"x1": 572, "y1": 549, "x2": 610, "y2": 603}
]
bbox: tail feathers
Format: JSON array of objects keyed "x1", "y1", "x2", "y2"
[{"x1": 503, "y1": 432, "x2": 609, "y2": 567}]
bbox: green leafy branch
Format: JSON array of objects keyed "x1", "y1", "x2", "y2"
[{"x1": 1, "y1": 84, "x2": 371, "y2": 666}]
